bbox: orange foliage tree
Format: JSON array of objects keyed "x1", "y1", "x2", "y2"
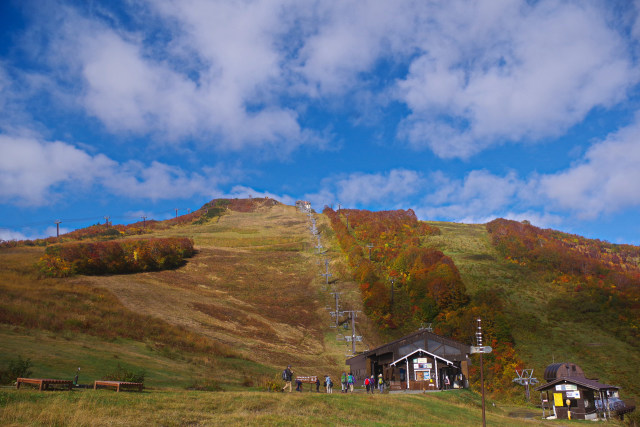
[
  {"x1": 324, "y1": 207, "x2": 466, "y2": 332},
  {"x1": 487, "y1": 218, "x2": 640, "y2": 347},
  {"x1": 38, "y1": 237, "x2": 195, "y2": 277}
]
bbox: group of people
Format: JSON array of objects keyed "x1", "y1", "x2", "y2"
[
  {"x1": 363, "y1": 373, "x2": 385, "y2": 393},
  {"x1": 281, "y1": 365, "x2": 385, "y2": 394}
]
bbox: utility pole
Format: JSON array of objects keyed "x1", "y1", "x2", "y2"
[
  {"x1": 343, "y1": 310, "x2": 362, "y2": 354},
  {"x1": 104, "y1": 216, "x2": 110, "y2": 227},
  {"x1": 366, "y1": 243, "x2": 373, "y2": 260},
  {"x1": 350, "y1": 311, "x2": 357, "y2": 354},
  {"x1": 330, "y1": 291, "x2": 341, "y2": 328},
  {"x1": 321, "y1": 266, "x2": 332, "y2": 288},
  {"x1": 477, "y1": 318, "x2": 486, "y2": 427},
  {"x1": 141, "y1": 216, "x2": 147, "y2": 228},
  {"x1": 513, "y1": 369, "x2": 538, "y2": 401},
  {"x1": 390, "y1": 277, "x2": 396, "y2": 308},
  {"x1": 54, "y1": 220, "x2": 61, "y2": 237},
  {"x1": 175, "y1": 208, "x2": 179, "y2": 218}
]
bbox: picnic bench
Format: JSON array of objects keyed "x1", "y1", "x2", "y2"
[
  {"x1": 93, "y1": 380, "x2": 143, "y2": 392},
  {"x1": 295, "y1": 376, "x2": 318, "y2": 391},
  {"x1": 16, "y1": 378, "x2": 73, "y2": 391}
]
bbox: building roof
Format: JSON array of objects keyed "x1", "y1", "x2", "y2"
[
  {"x1": 535, "y1": 376, "x2": 619, "y2": 392},
  {"x1": 346, "y1": 329, "x2": 470, "y2": 364},
  {"x1": 390, "y1": 348, "x2": 455, "y2": 367}
]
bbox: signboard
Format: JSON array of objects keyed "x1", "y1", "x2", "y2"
[
  {"x1": 554, "y1": 393, "x2": 564, "y2": 407},
  {"x1": 413, "y1": 358, "x2": 428, "y2": 364},
  {"x1": 555, "y1": 384, "x2": 578, "y2": 391},
  {"x1": 415, "y1": 371, "x2": 431, "y2": 381},
  {"x1": 413, "y1": 363, "x2": 432, "y2": 369},
  {"x1": 566, "y1": 391, "x2": 580, "y2": 399},
  {"x1": 470, "y1": 346, "x2": 492, "y2": 354}
]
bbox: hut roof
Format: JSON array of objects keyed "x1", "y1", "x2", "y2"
[
  {"x1": 535, "y1": 377, "x2": 619, "y2": 392},
  {"x1": 347, "y1": 329, "x2": 470, "y2": 363},
  {"x1": 543, "y1": 362, "x2": 585, "y2": 382}
]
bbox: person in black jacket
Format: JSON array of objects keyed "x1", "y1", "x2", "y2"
[{"x1": 281, "y1": 365, "x2": 293, "y2": 392}]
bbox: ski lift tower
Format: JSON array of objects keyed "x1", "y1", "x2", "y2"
[{"x1": 513, "y1": 369, "x2": 539, "y2": 401}]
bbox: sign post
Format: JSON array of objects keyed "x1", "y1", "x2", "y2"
[{"x1": 476, "y1": 318, "x2": 486, "y2": 427}]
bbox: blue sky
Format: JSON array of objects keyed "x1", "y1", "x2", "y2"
[{"x1": 1, "y1": 0, "x2": 640, "y2": 244}]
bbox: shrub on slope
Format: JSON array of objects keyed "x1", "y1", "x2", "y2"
[{"x1": 38, "y1": 237, "x2": 195, "y2": 277}]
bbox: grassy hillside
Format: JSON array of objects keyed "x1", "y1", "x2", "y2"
[
  {"x1": 426, "y1": 221, "x2": 640, "y2": 409},
  {"x1": 1, "y1": 200, "x2": 636, "y2": 425},
  {"x1": 0, "y1": 200, "x2": 369, "y2": 391}
]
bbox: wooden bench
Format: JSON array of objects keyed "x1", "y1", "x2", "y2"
[
  {"x1": 16, "y1": 378, "x2": 73, "y2": 391},
  {"x1": 94, "y1": 380, "x2": 143, "y2": 392},
  {"x1": 295, "y1": 376, "x2": 318, "y2": 391}
]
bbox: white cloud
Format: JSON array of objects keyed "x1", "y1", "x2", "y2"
[
  {"x1": 538, "y1": 117, "x2": 640, "y2": 219},
  {"x1": 225, "y1": 185, "x2": 296, "y2": 206},
  {"x1": 0, "y1": 225, "x2": 71, "y2": 241},
  {"x1": 0, "y1": 228, "x2": 28, "y2": 241},
  {"x1": 418, "y1": 170, "x2": 527, "y2": 220},
  {"x1": 396, "y1": 0, "x2": 637, "y2": 158},
  {"x1": 307, "y1": 169, "x2": 424, "y2": 209},
  {"x1": 0, "y1": 134, "x2": 226, "y2": 206},
  {"x1": 10, "y1": 1, "x2": 638, "y2": 160},
  {"x1": 292, "y1": 0, "x2": 414, "y2": 96},
  {"x1": 26, "y1": 1, "x2": 307, "y2": 154}
]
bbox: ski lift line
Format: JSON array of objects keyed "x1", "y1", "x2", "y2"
[{"x1": 0, "y1": 210, "x2": 181, "y2": 229}]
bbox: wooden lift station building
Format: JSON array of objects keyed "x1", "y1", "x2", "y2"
[
  {"x1": 535, "y1": 363, "x2": 636, "y2": 421},
  {"x1": 346, "y1": 329, "x2": 471, "y2": 391}
]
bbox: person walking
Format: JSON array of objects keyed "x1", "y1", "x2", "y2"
[
  {"x1": 341, "y1": 372, "x2": 347, "y2": 393},
  {"x1": 347, "y1": 372, "x2": 354, "y2": 393},
  {"x1": 377, "y1": 373, "x2": 384, "y2": 393},
  {"x1": 325, "y1": 375, "x2": 333, "y2": 393},
  {"x1": 281, "y1": 365, "x2": 293, "y2": 392},
  {"x1": 315, "y1": 376, "x2": 320, "y2": 392},
  {"x1": 370, "y1": 375, "x2": 376, "y2": 394},
  {"x1": 364, "y1": 376, "x2": 370, "y2": 394}
]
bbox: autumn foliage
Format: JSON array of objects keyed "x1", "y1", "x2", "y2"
[
  {"x1": 324, "y1": 207, "x2": 467, "y2": 332},
  {"x1": 324, "y1": 208, "x2": 530, "y2": 396},
  {"x1": 38, "y1": 237, "x2": 195, "y2": 277},
  {"x1": 487, "y1": 218, "x2": 640, "y2": 347}
]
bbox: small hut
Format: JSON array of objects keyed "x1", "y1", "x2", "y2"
[
  {"x1": 295, "y1": 200, "x2": 312, "y2": 212},
  {"x1": 346, "y1": 329, "x2": 471, "y2": 391},
  {"x1": 535, "y1": 363, "x2": 635, "y2": 421}
]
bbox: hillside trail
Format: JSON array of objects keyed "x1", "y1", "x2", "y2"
[{"x1": 74, "y1": 203, "x2": 355, "y2": 374}]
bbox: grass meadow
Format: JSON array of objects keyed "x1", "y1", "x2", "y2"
[
  {"x1": 425, "y1": 220, "x2": 640, "y2": 417},
  {"x1": 0, "y1": 388, "x2": 560, "y2": 427},
  {"x1": 1, "y1": 203, "x2": 635, "y2": 425}
]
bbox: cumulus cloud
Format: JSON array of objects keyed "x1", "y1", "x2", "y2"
[
  {"x1": 537, "y1": 117, "x2": 640, "y2": 219},
  {"x1": 23, "y1": 1, "x2": 307, "y2": 153},
  {"x1": 311, "y1": 109, "x2": 640, "y2": 226},
  {"x1": 0, "y1": 228, "x2": 29, "y2": 241},
  {"x1": 224, "y1": 185, "x2": 296, "y2": 206},
  {"x1": 306, "y1": 169, "x2": 424, "y2": 209},
  {"x1": 0, "y1": 134, "x2": 225, "y2": 206},
  {"x1": 396, "y1": 0, "x2": 637, "y2": 158},
  {"x1": 9, "y1": 0, "x2": 638, "y2": 160},
  {"x1": 422, "y1": 170, "x2": 525, "y2": 218}
]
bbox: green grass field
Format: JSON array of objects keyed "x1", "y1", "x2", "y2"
[
  {"x1": 0, "y1": 388, "x2": 560, "y2": 426},
  {"x1": 425, "y1": 220, "x2": 640, "y2": 420}
]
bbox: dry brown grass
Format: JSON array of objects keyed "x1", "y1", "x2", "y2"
[
  {"x1": 58, "y1": 204, "x2": 357, "y2": 378},
  {"x1": 0, "y1": 202, "x2": 392, "y2": 392}
]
